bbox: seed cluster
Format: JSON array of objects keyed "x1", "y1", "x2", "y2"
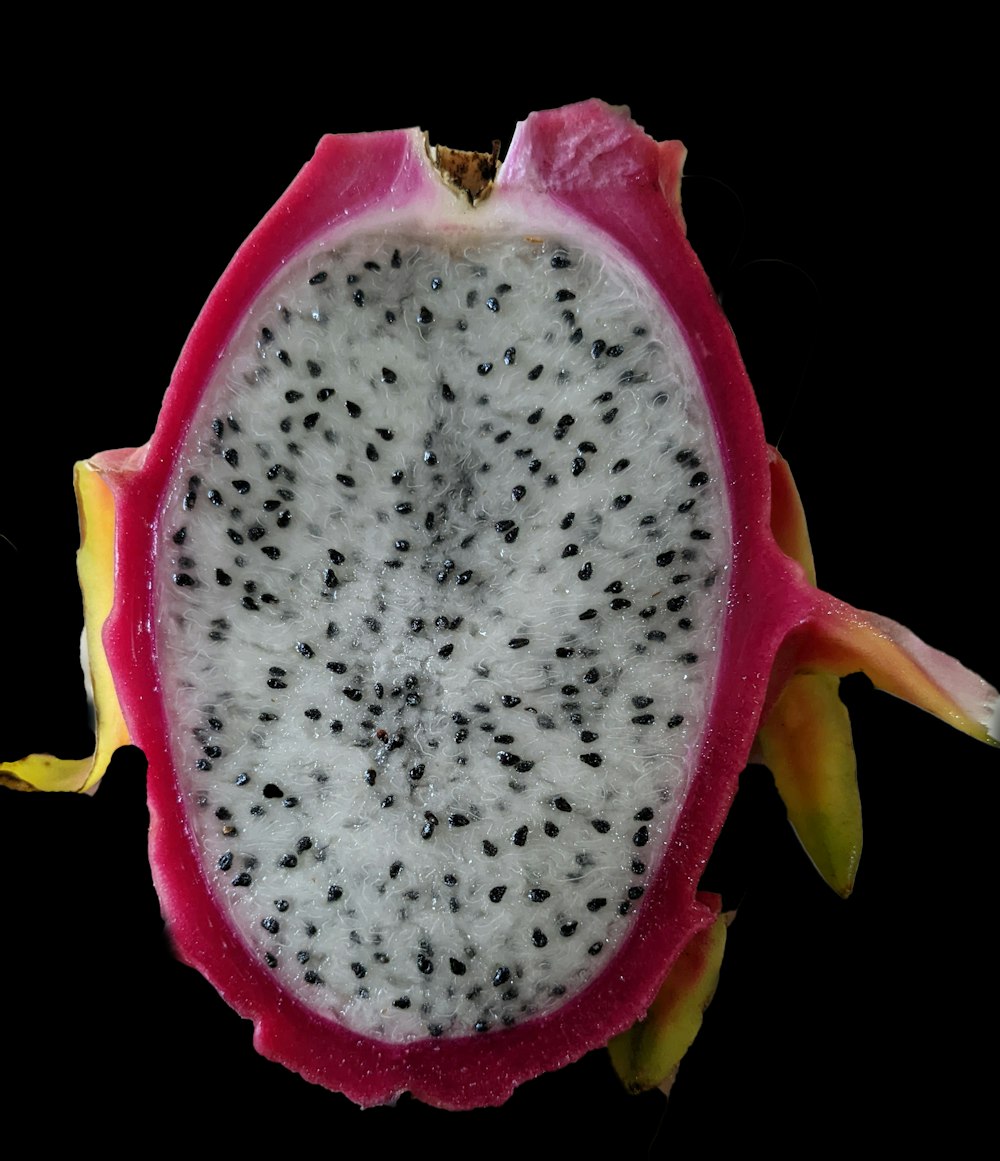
[{"x1": 156, "y1": 230, "x2": 730, "y2": 1042}]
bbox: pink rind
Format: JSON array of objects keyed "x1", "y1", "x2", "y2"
[{"x1": 98, "y1": 101, "x2": 826, "y2": 1108}]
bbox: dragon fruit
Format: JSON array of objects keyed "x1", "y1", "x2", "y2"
[{"x1": 3, "y1": 101, "x2": 995, "y2": 1123}]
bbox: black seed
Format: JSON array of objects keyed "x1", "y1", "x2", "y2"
[
  {"x1": 173, "y1": 572, "x2": 195, "y2": 587},
  {"x1": 501, "y1": 695, "x2": 521, "y2": 707},
  {"x1": 561, "y1": 543, "x2": 579, "y2": 558},
  {"x1": 279, "y1": 854, "x2": 297, "y2": 868},
  {"x1": 578, "y1": 563, "x2": 593, "y2": 581},
  {"x1": 602, "y1": 408, "x2": 618, "y2": 424},
  {"x1": 667, "y1": 595, "x2": 687, "y2": 612},
  {"x1": 232, "y1": 872, "x2": 252, "y2": 887},
  {"x1": 392, "y1": 997, "x2": 410, "y2": 1009},
  {"x1": 528, "y1": 888, "x2": 550, "y2": 903},
  {"x1": 512, "y1": 826, "x2": 528, "y2": 847},
  {"x1": 336, "y1": 474, "x2": 355, "y2": 488},
  {"x1": 632, "y1": 714, "x2": 655, "y2": 725},
  {"x1": 691, "y1": 529, "x2": 712, "y2": 540},
  {"x1": 580, "y1": 730, "x2": 599, "y2": 743},
  {"x1": 489, "y1": 885, "x2": 507, "y2": 903},
  {"x1": 580, "y1": 752, "x2": 602, "y2": 767},
  {"x1": 587, "y1": 898, "x2": 607, "y2": 912},
  {"x1": 449, "y1": 814, "x2": 470, "y2": 828},
  {"x1": 418, "y1": 306, "x2": 434, "y2": 325},
  {"x1": 508, "y1": 637, "x2": 529, "y2": 649},
  {"x1": 543, "y1": 821, "x2": 560, "y2": 838},
  {"x1": 579, "y1": 609, "x2": 597, "y2": 621},
  {"x1": 612, "y1": 494, "x2": 632, "y2": 510},
  {"x1": 416, "y1": 954, "x2": 434, "y2": 975},
  {"x1": 571, "y1": 457, "x2": 586, "y2": 477},
  {"x1": 591, "y1": 819, "x2": 611, "y2": 835},
  {"x1": 560, "y1": 922, "x2": 578, "y2": 937},
  {"x1": 553, "y1": 797, "x2": 572, "y2": 812},
  {"x1": 633, "y1": 826, "x2": 649, "y2": 846},
  {"x1": 343, "y1": 688, "x2": 362, "y2": 702},
  {"x1": 381, "y1": 795, "x2": 394, "y2": 808},
  {"x1": 647, "y1": 630, "x2": 666, "y2": 642},
  {"x1": 512, "y1": 485, "x2": 526, "y2": 502}
]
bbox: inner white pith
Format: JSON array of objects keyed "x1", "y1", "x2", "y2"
[{"x1": 155, "y1": 227, "x2": 731, "y2": 1041}]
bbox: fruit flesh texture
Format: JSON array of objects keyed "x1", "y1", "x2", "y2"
[
  {"x1": 153, "y1": 227, "x2": 733, "y2": 1042},
  {"x1": 3, "y1": 102, "x2": 994, "y2": 1123}
]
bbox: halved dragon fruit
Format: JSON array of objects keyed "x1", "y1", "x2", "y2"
[{"x1": 3, "y1": 101, "x2": 995, "y2": 1118}]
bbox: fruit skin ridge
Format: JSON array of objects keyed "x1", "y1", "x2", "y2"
[{"x1": 3, "y1": 100, "x2": 996, "y2": 1110}]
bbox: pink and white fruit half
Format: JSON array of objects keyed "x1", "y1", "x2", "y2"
[{"x1": 3, "y1": 101, "x2": 995, "y2": 1115}]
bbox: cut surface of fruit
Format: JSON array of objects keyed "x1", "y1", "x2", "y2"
[
  {"x1": 2, "y1": 100, "x2": 995, "y2": 1112},
  {"x1": 152, "y1": 227, "x2": 733, "y2": 1042}
]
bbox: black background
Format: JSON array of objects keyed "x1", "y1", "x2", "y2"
[{"x1": 2, "y1": 46, "x2": 995, "y2": 1152}]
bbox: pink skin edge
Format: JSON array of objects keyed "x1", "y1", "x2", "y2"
[{"x1": 91, "y1": 101, "x2": 834, "y2": 1108}]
